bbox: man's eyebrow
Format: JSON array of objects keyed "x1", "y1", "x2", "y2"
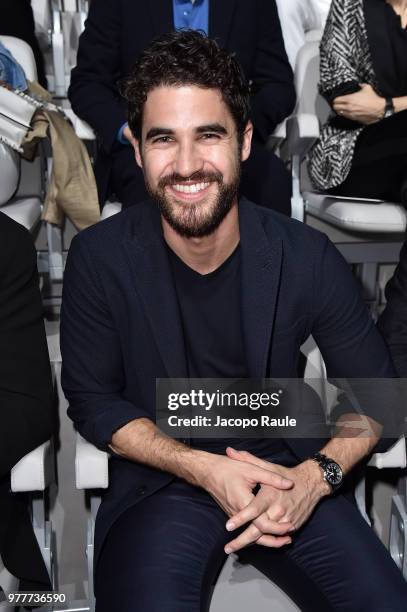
[
  {"x1": 145, "y1": 127, "x2": 174, "y2": 140},
  {"x1": 196, "y1": 123, "x2": 228, "y2": 135}
]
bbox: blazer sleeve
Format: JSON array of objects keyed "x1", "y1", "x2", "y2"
[
  {"x1": 249, "y1": 0, "x2": 296, "y2": 141},
  {"x1": 318, "y1": 0, "x2": 361, "y2": 104},
  {"x1": 0, "y1": 216, "x2": 54, "y2": 476},
  {"x1": 311, "y1": 236, "x2": 400, "y2": 453},
  {"x1": 68, "y1": 0, "x2": 126, "y2": 154},
  {"x1": 61, "y1": 235, "x2": 152, "y2": 451},
  {"x1": 377, "y1": 241, "x2": 407, "y2": 378}
]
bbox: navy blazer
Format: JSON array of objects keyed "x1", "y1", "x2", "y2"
[
  {"x1": 68, "y1": 0, "x2": 295, "y2": 201},
  {"x1": 61, "y1": 199, "x2": 395, "y2": 566},
  {"x1": 378, "y1": 240, "x2": 407, "y2": 377}
]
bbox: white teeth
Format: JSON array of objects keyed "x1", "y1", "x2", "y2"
[{"x1": 172, "y1": 182, "x2": 210, "y2": 194}]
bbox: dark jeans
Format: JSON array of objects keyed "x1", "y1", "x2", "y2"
[
  {"x1": 95, "y1": 447, "x2": 407, "y2": 612},
  {"x1": 110, "y1": 137, "x2": 292, "y2": 216}
]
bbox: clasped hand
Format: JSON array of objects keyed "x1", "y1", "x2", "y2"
[
  {"x1": 202, "y1": 447, "x2": 330, "y2": 555},
  {"x1": 332, "y1": 84, "x2": 386, "y2": 125}
]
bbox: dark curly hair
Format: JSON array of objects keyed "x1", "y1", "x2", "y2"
[{"x1": 120, "y1": 29, "x2": 251, "y2": 143}]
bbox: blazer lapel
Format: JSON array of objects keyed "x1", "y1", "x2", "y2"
[
  {"x1": 209, "y1": 0, "x2": 237, "y2": 46},
  {"x1": 239, "y1": 200, "x2": 283, "y2": 378},
  {"x1": 148, "y1": 0, "x2": 174, "y2": 35},
  {"x1": 123, "y1": 206, "x2": 188, "y2": 379}
]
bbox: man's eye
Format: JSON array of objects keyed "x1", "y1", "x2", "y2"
[
  {"x1": 201, "y1": 133, "x2": 220, "y2": 140},
  {"x1": 153, "y1": 136, "x2": 173, "y2": 143}
]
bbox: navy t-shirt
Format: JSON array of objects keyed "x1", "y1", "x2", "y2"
[{"x1": 167, "y1": 242, "x2": 285, "y2": 456}]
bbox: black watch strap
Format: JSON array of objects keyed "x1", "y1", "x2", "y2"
[
  {"x1": 311, "y1": 452, "x2": 343, "y2": 492},
  {"x1": 384, "y1": 97, "x2": 395, "y2": 117}
]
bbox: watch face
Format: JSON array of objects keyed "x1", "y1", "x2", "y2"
[{"x1": 325, "y1": 462, "x2": 343, "y2": 486}]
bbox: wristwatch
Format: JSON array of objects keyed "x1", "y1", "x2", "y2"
[
  {"x1": 311, "y1": 453, "x2": 343, "y2": 493},
  {"x1": 384, "y1": 97, "x2": 395, "y2": 119}
]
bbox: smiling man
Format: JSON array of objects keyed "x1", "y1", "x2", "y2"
[{"x1": 61, "y1": 31, "x2": 407, "y2": 612}]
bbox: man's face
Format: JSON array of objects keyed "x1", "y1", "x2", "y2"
[{"x1": 134, "y1": 85, "x2": 252, "y2": 238}]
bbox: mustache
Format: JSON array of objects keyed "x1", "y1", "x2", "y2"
[{"x1": 158, "y1": 170, "x2": 223, "y2": 189}]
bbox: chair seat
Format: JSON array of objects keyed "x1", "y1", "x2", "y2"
[
  {"x1": 304, "y1": 192, "x2": 407, "y2": 233},
  {"x1": 0, "y1": 197, "x2": 42, "y2": 232}
]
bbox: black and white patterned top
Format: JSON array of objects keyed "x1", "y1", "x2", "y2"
[{"x1": 308, "y1": 0, "x2": 377, "y2": 191}]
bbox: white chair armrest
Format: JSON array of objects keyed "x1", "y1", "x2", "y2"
[
  {"x1": 11, "y1": 441, "x2": 54, "y2": 492},
  {"x1": 64, "y1": 109, "x2": 96, "y2": 140},
  {"x1": 75, "y1": 433, "x2": 109, "y2": 490},
  {"x1": 101, "y1": 201, "x2": 122, "y2": 220},
  {"x1": 368, "y1": 438, "x2": 407, "y2": 469},
  {"x1": 273, "y1": 120, "x2": 287, "y2": 140},
  {"x1": 281, "y1": 113, "x2": 320, "y2": 160}
]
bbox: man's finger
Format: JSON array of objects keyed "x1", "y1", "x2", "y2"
[
  {"x1": 254, "y1": 466, "x2": 293, "y2": 489},
  {"x1": 226, "y1": 448, "x2": 293, "y2": 488},
  {"x1": 227, "y1": 447, "x2": 273, "y2": 470},
  {"x1": 256, "y1": 534, "x2": 292, "y2": 548},
  {"x1": 253, "y1": 515, "x2": 294, "y2": 536},
  {"x1": 227, "y1": 448, "x2": 287, "y2": 478},
  {"x1": 224, "y1": 522, "x2": 263, "y2": 553},
  {"x1": 226, "y1": 499, "x2": 264, "y2": 531}
]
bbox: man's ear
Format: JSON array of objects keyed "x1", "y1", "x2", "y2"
[
  {"x1": 241, "y1": 121, "x2": 253, "y2": 162},
  {"x1": 133, "y1": 138, "x2": 143, "y2": 169}
]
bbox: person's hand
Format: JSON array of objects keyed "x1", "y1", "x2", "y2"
[
  {"x1": 332, "y1": 84, "x2": 386, "y2": 125},
  {"x1": 223, "y1": 448, "x2": 331, "y2": 553},
  {"x1": 198, "y1": 451, "x2": 295, "y2": 546},
  {"x1": 123, "y1": 125, "x2": 136, "y2": 147}
]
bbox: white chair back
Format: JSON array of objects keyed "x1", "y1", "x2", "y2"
[
  {"x1": 0, "y1": 36, "x2": 38, "y2": 82},
  {"x1": 0, "y1": 145, "x2": 20, "y2": 206},
  {"x1": 295, "y1": 41, "x2": 330, "y2": 122}
]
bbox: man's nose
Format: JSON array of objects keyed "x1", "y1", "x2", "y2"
[{"x1": 173, "y1": 140, "x2": 204, "y2": 178}]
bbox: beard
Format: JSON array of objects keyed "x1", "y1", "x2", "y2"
[{"x1": 145, "y1": 165, "x2": 241, "y2": 239}]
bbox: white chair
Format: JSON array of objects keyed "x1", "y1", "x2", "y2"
[
  {"x1": 74, "y1": 434, "x2": 300, "y2": 612},
  {"x1": 74, "y1": 435, "x2": 407, "y2": 612},
  {"x1": 46, "y1": 0, "x2": 89, "y2": 98},
  {"x1": 282, "y1": 41, "x2": 407, "y2": 313},
  {"x1": 0, "y1": 441, "x2": 55, "y2": 610},
  {"x1": 0, "y1": 35, "x2": 64, "y2": 282},
  {"x1": 302, "y1": 337, "x2": 407, "y2": 535},
  {"x1": 0, "y1": 36, "x2": 42, "y2": 234}
]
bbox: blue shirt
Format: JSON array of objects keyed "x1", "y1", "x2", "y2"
[
  {"x1": 173, "y1": 0, "x2": 209, "y2": 34},
  {"x1": 0, "y1": 42, "x2": 27, "y2": 90},
  {"x1": 118, "y1": 0, "x2": 209, "y2": 144}
]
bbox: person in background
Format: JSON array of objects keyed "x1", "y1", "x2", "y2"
[
  {"x1": 0, "y1": 213, "x2": 54, "y2": 592},
  {"x1": 308, "y1": 0, "x2": 407, "y2": 205},
  {"x1": 69, "y1": 0, "x2": 296, "y2": 216},
  {"x1": 0, "y1": 0, "x2": 47, "y2": 89}
]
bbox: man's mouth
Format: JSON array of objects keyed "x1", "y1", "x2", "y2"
[{"x1": 171, "y1": 181, "x2": 211, "y2": 194}]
